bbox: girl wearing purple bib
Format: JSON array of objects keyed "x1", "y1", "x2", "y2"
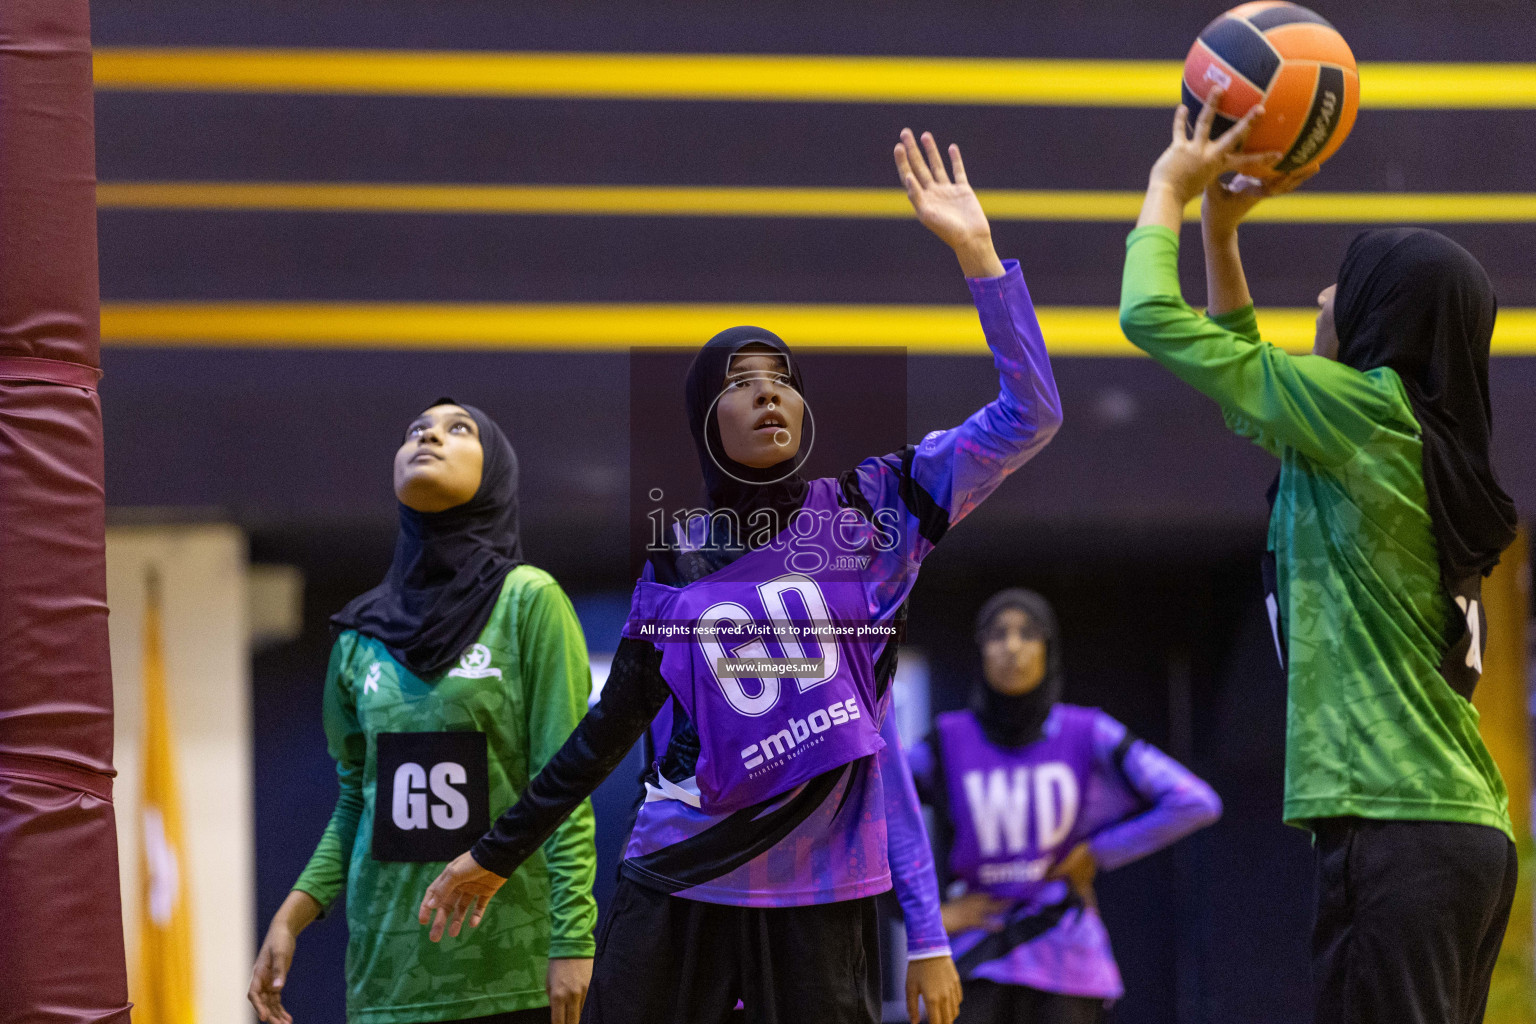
[
  {"x1": 417, "y1": 130, "x2": 1063, "y2": 1024},
  {"x1": 909, "y1": 590, "x2": 1223, "y2": 1024}
]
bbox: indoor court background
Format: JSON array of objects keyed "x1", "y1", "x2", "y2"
[{"x1": 86, "y1": 3, "x2": 1535, "y2": 1022}]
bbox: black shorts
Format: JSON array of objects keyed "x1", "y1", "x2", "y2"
[
  {"x1": 954, "y1": 980, "x2": 1106, "y2": 1024},
  {"x1": 1311, "y1": 817, "x2": 1518, "y2": 1024},
  {"x1": 580, "y1": 876, "x2": 881, "y2": 1024}
]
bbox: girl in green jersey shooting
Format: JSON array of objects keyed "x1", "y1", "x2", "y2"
[{"x1": 1120, "y1": 91, "x2": 1519, "y2": 1024}]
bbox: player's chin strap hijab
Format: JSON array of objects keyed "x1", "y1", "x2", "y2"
[
  {"x1": 972, "y1": 588, "x2": 1065, "y2": 748},
  {"x1": 683, "y1": 325, "x2": 813, "y2": 544},
  {"x1": 332, "y1": 398, "x2": 525, "y2": 679},
  {"x1": 1334, "y1": 228, "x2": 1518, "y2": 588}
]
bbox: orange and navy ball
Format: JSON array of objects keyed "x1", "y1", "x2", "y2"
[{"x1": 1182, "y1": 1, "x2": 1359, "y2": 177}]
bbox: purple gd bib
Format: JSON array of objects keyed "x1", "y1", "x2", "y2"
[
  {"x1": 937, "y1": 706, "x2": 1097, "y2": 901},
  {"x1": 623, "y1": 479, "x2": 906, "y2": 813}
]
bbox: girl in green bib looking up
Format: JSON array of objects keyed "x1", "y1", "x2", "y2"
[{"x1": 249, "y1": 400, "x2": 597, "y2": 1024}]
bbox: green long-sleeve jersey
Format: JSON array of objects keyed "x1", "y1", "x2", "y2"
[
  {"x1": 1119, "y1": 225, "x2": 1510, "y2": 839},
  {"x1": 293, "y1": 564, "x2": 598, "y2": 1024}
]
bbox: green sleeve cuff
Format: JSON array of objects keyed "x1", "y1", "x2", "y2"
[
  {"x1": 548, "y1": 937, "x2": 597, "y2": 959},
  {"x1": 1210, "y1": 304, "x2": 1261, "y2": 342},
  {"x1": 290, "y1": 880, "x2": 340, "y2": 919},
  {"x1": 1126, "y1": 224, "x2": 1179, "y2": 248}
]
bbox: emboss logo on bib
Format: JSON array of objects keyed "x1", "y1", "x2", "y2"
[
  {"x1": 448, "y1": 643, "x2": 502, "y2": 680},
  {"x1": 372, "y1": 732, "x2": 490, "y2": 862},
  {"x1": 739, "y1": 696, "x2": 860, "y2": 771}
]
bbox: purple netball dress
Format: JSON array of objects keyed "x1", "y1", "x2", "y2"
[
  {"x1": 472, "y1": 260, "x2": 1062, "y2": 963},
  {"x1": 614, "y1": 263, "x2": 1061, "y2": 957},
  {"x1": 910, "y1": 706, "x2": 1222, "y2": 997}
]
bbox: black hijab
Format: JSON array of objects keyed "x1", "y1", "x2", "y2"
[
  {"x1": 682, "y1": 325, "x2": 812, "y2": 532},
  {"x1": 972, "y1": 588, "x2": 1065, "y2": 748},
  {"x1": 331, "y1": 399, "x2": 525, "y2": 679},
  {"x1": 1334, "y1": 228, "x2": 1518, "y2": 585}
]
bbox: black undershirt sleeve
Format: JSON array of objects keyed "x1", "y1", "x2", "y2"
[{"x1": 471, "y1": 637, "x2": 671, "y2": 877}]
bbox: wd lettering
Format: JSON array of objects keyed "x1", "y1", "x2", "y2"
[
  {"x1": 937, "y1": 707, "x2": 1098, "y2": 901},
  {"x1": 373, "y1": 731, "x2": 490, "y2": 861},
  {"x1": 961, "y1": 762, "x2": 1079, "y2": 856}
]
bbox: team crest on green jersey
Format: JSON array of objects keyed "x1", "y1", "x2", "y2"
[{"x1": 448, "y1": 642, "x2": 502, "y2": 680}]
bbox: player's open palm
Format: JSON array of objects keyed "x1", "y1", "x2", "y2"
[
  {"x1": 895, "y1": 129, "x2": 990, "y2": 250},
  {"x1": 419, "y1": 850, "x2": 507, "y2": 941}
]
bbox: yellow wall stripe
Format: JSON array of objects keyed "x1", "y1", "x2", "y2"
[
  {"x1": 99, "y1": 303, "x2": 1536, "y2": 355},
  {"x1": 96, "y1": 181, "x2": 1536, "y2": 224},
  {"x1": 91, "y1": 49, "x2": 1536, "y2": 110}
]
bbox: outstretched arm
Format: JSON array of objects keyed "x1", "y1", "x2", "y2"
[
  {"x1": 849, "y1": 131, "x2": 1061, "y2": 574},
  {"x1": 418, "y1": 638, "x2": 670, "y2": 942},
  {"x1": 1121, "y1": 92, "x2": 1391, "y2": 466}
]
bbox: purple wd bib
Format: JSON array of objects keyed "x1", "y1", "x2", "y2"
[
  {"x1": 623, "y1": 479, "x2": 905, "y2": 814},
  {"x1": 937, "y1": 706, "x2": 1097, "y2": 901}
]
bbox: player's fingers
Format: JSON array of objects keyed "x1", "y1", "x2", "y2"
[
  {"x1": 1195, "y1": 87, "x2": 1225, "y2": 142},
  {"x1": 250, "y1": 950, "x2": 279, "y2": 1015},
  {"x1": 429, "y1": 904, "x2": 450, "y2": 943},
  {"x1": 948, "y1": 143, "x2": 969, "y2": 186},
  {"x1": 1230, "y1": 151, "x2": 1282, "y2": 174},
  {"x1": 419, "y1": 876, "x2": 445, "y2": 926},
  {"x1": 901, "y1": 172, "x2": 922, "y2": 206},
  {"x1": 255, "y1": 983, "x2": 285, "y2": 1024},
  {"x1": 919, "y1": 131, "x2": 950, "y2": 185},
  {"x1": 1219, "y1": 104, "x2": 1265, "y2": 152},
  {"x1": 1171, "y1": 104, "x2": 1190, "y2": 144},
  {"x1": 449, "y1": 892, "x2": 475, "y2": 938},
  {"x1": 906, "y1": 978, "x2": 922, "y2": 1024},
  {"x1": 900, "y1": 129, "x2": 934, "y2": 188},
  {"x1": 935, "y1": 990, "x2": 958, "y2": 1024},
  {"x1": 894, "y1": 143, "x2": 915, "y2": 187},
  {"x1": 248, "y1": 983, "x2": 269, "y2": 1023},
  {"x1": 470, "y1": 892, "x2": 491, "y2": 929}
]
